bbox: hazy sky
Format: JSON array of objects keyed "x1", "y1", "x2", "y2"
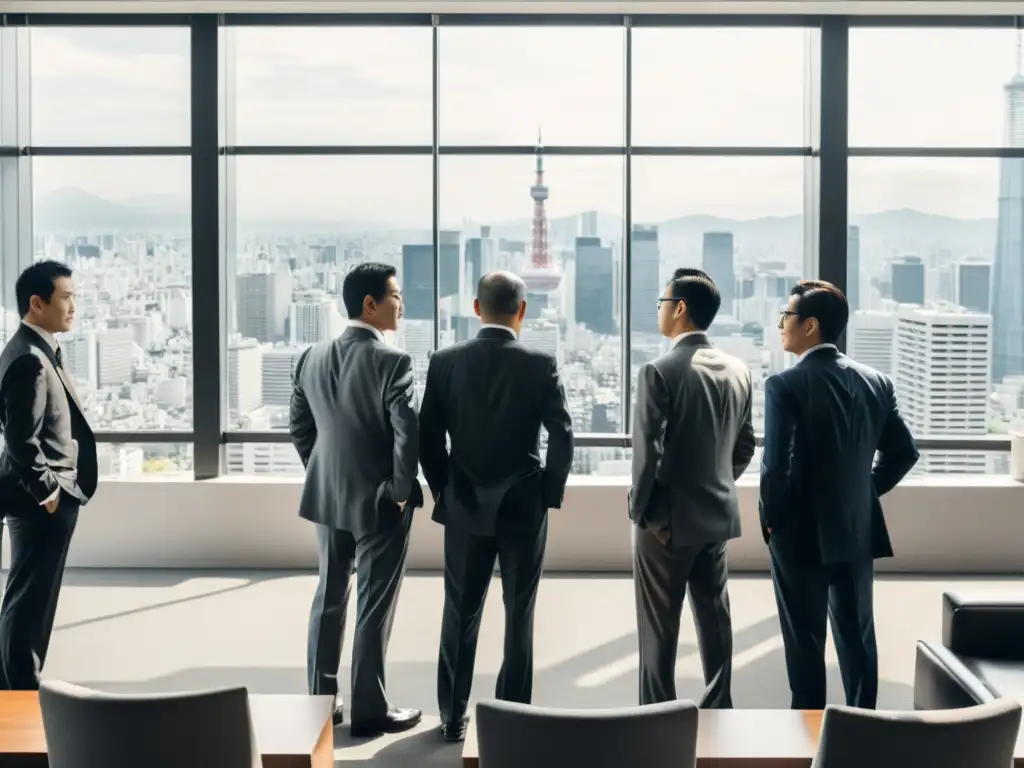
[{"x1": 18, "y1": 24, "x2": 1023, "y2": 223}]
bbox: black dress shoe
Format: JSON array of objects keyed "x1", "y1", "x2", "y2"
[
  {"x1": 332, "y1": 703, "x2": 344, "y2": 726},
  {"x1": 349, "y1": 707, "x2": 422, "y2": 737},
  {"x1": 441, "y1": 716, "x2": 469, "y2": 742}
]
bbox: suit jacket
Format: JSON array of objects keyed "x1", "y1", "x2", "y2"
[
  {"x1": 418, "y1": 327, "x2": 574, "y2": 538},
  {"x1": 629, "y1": 333, "x2": 756, "y2": 547},
  {"x1": 759, "y1": 346, "x2": 919, "y2": 565},
  {"x1": 0, "y1": 324, "x2": 97, "y2": 514},
  {"x1": 289, "y1": 326, "x2": 423, "y2": 537}
]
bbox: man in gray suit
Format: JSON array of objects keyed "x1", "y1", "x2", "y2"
[
  {"x1": 0, "y1": 261, "x2": 98, "y2": 690},
  {"x1": 629, "y1": 268, "x2": 756, "y2": 708},
  {"x1": 290, "y1": 262, "x2": 423, "y2": 736}
]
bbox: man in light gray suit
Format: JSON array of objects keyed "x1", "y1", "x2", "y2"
[
  {"x1": 629, "y1": 268, "x2": 756, "y2": 709},
  {"x1": 290, "y1": 262, "x2": 423, "y2": 737}
]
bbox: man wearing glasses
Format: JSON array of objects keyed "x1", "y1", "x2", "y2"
[
  {"x1": 629, "y1": 268, "x2": 756, "y2": 708},
  {"x1": 760, "y1": 280, "x2": 918, "y2": 710},
  {"x1": 290, "y1": 262, "x2": 423, "y2": 736}
]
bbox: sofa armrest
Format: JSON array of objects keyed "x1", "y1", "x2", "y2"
[
  {"x1": 942, "y1": 592, "x2": 1024, "y2": 661},
  {"x1": 914, "y1": 640, "x2": 995, "y2": 710}
]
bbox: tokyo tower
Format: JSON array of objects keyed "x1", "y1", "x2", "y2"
[{"x1": 521, "y1": 129, "x2": 562, "y2": 294}]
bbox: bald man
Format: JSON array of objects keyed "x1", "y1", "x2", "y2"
[{"x1": 419, "y1": 271, "x2": 574, "y2": 742}]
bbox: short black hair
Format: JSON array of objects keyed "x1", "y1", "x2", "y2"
[
  {"x1": 16, "y1": 260, "x2": 73, "y2": 318},
  {"x1": 342, "y1": 262, "x2": 396, "y2": 320},
  {"x1": 790, "y1": 279, "x2": 849, "y2": 344},
  {"x1": 477, "y1": 271, "x2": 526, "y2": 317},
  {"x1": 668, "y1": 267, "x2": 721, "y2": 331}
]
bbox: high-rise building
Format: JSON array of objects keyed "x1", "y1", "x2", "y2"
[
  {"x1": 261, "y1": 348, "x2": 301, "y2": 407},
  {"x1": 440, "y1": 230, "x2": 460, "y2": 299},
  {"x1": 402, "y1": 244, "x2": 434, "y2": 321},
  {"x1": 236, "y1": 266, "x2": 291, "y2": 343},
  {"x1": 847, "y1": 225, "x2": 861, "y2": 311},
  {"x1": 992, "y1": 71, "x2": 1024, "y2": 384},
  {"x1": 848, "y1": 310, "x2": 895, "y2": 376},
  {"x1": 574, "y1": 236, "x2": 615, "y2": 335},
  {"x1": 227, "y1": 338, "x2": 262, "y2": 421},
  {"x1": 702, "y1": 232, "x2": 735, "y2": 317},
  {"x1": 891, "y1": 256, "x2": 925, "y2": 305},
  {"x1": 96, "y1": 327, "x2": 135, "y2": 387},
  {"x1": 894, "y1": 306, "x2": 993, "y2": 474},
  {"x1": 290, "y1": 290, "x2": 343, "y2": 345},
  {"x1": 581, "y1": 210, "x2": 599, "y2": 239},
  {"x1": 630, "y1": 225, "x2": 661, "y2": 337},
  {"x1": 954, "y1": 262, "x2": 993, "y2": 314}
]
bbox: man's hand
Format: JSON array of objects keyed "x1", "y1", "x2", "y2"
[{"x1": 44, "y1": 496, "x2": 59, "y2": 514}]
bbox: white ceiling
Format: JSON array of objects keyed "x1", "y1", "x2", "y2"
[{"x1": 2, "y1": 0, "x2": 1024, "y2": 15}]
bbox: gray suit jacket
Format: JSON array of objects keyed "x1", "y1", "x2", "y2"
[
  {"x1": 0, "y1": 324, "x2": 97, "y2": 512},
  {"x1": 289, "y1": 326, "x2": 423, "y2": 537},
  {"x1": 629, "y1": 333, "x2": 756, "y2": 547}
]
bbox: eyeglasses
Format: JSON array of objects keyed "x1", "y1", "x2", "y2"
[{"x1": 656, "y1": 298, "x2": 684, "y2": 309}]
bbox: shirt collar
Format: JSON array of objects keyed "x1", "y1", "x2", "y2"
[
  {"x1": 671, "y1": 330, "x2": 704, "y2": 348},
  {"x1": 480, "y1": 323, "x2": 519, "y2": 341},
  {"x1": 798, "y1": 342, "x2": 838, "y2": 363},
  {"x1": 348, "y1": 320, "x2": 385, "y2": 344},
  {"x1": 22, "y1": 320, "x2": 57, "y2": 351}
]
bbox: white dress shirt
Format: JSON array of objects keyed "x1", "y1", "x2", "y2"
[
  {"x1": 21, "y1": 320, "x2": 61, "y2": 506},
  {"x1": 480, "y1": 323, "x2": 518, "y2": 340},
  {"x1": 671, "y1": 329, "x2": 705, "y2": 347}
]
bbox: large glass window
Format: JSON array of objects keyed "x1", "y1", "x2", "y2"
[
  {"x1": 847, "y1": 157, "x2": 1009, "y2": 475},
  {"x1": 29, "y1": 28, "x2": 190, "y2": 146},
  {"x1": 31, "y1": 157, "x2": 193, "y2": 432},
  {"x1": 631, "y1": 27, "x2": 809, "y2": 146},
  {"x1": 438, "y1": 26, "x2": 626, "y2": 145},
  {"x1": 849, "y1": 28, "x2": 1018, "y2": 147},
  {"x1": 230, "y1": 27, "x2": 432, "y2": 146},
  {"x1": 225, "y1": 156, "x2": 432, "y2": 445},
  {"x1": 630, "y1": 156, "x2": 807, "y2": 435},
  {"x1": 439, "y1": 155, "x2": 626, "y2": 433}
]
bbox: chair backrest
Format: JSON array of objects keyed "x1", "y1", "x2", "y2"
[
  {"x1": 40, "y1": 679, "x2": 261, "y2": 768},
  {"x1": 475, "y1": 698, "x2": 698, "y2": 768},
  {"x1": 811, "y1": 697, "x2": 1022, "y2": 768}
]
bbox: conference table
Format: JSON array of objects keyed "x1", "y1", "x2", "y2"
[
  {"x1": 462, "y1": 708, "x2": 1024, "y2": 768},
  {"x1": 0, "y1": 692, "x2": 334, "y2": 767}
]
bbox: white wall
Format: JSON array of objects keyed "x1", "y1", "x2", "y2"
[{"x1": 7, "y1": 475, "x2": 1022, "y2": 573}]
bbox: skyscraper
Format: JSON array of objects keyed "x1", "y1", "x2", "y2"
[
  {"x1": 402, "y1": 244, "x2": 434, "y2": 321},
  {"x1": 991, "y1": 69, "x2": 1024, "y2": 383},
  {"x1": 954, "y1": 262, "x2": 993, "y2": 314},
  {"x1": 575, "y1": 236, "x2": 615, "y2": 335},
  {"x1": 891, "y1": 256, "x2": 925, "y2": 305},
  {"x1": 630, "y1": 225, "x2": 661, "y2": 337},
  {"x1": 440, "y1": 230, "x2": 460, "y2": 299},
  {"x1": 702, "y1": 232, "x2": 735, "y2": 317}
]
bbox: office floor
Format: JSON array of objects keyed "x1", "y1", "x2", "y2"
[{"x1": 23, "y1": 570, "x2": 1024, "y2": 766}]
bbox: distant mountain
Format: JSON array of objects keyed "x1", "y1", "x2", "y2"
[
  {"x1": 34, "y1": 187, "x2": 1000, "y2": 252},
  {"x1": 36, "y1": 188, "x2": 189, "y2": 234}
]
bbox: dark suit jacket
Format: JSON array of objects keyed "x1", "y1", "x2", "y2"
[
  {"x1": 759, "y1": 346, "x2": 919, "y2": 565},
  {"x1": 289, "y1": 326, "x2": 423, "y2": 537},
  {"x1": 418, "y1": 326, "x2": 574, "y2": 538},
  {"x1": 629, "y1": 332, "x2": 756, "y2": 546},
  {"x1": 0, "y1": 324, "x2": 97, "y2": 514}
]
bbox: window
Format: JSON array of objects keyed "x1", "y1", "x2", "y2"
[
  {"x1": 631, "y1": 27, "x2": 810, "y2": 146},
  {"x1": 98, "y1": 443, "x2": 194, "y2": 477},
  {"x1": 630, "y1": 156, "x2": 807, "y2": 435},
  {"x1": 225, "y1": 156, "x2": 432, "y2": 438},
  {"x1": 31, "y1": 157, "x2": 193, "y2": 431},
  {"x1": 29, "y1": 27, "x2": 190, "y2": 146},
  {"x1": 849, "y1": 28, "x2": 1018, "y2": 147},
  {"x1": 439, "y1": 26, "x2": 625, "y2": 145},
  {"x1": 847, "y1": 157, "x2": 1013, "y2": 475},
  {"x1": 230, "y1": 27, "x2": 432, "y2": 146},
  {"x1": 439, "y1": 154, "x2": 625, "y2": 436}
]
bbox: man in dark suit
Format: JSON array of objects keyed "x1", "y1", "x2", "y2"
[
  {"x1": 630, "y1": 268, "x2": 756, "y2": 709},
  {"x1": 290, "y1": 262, "x2": 423, "y2": 736},
  {"x1": 0, "y1": 260, "x2": 97, "y2": 690},
  {"x1": 419, "y1": 271, "x2": 573, "y2": 742},
  {"x1": 760, "y1": 280, "x2": 919, "y2": 710}
]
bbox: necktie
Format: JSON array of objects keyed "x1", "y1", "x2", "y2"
[{"x1": 55, "y1": 344, "x2": 64, "y2": 370}]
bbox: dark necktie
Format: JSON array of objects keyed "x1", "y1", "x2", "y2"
[{"x1": 55, "y1": 344, "x2": 64, "y2": 370}]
